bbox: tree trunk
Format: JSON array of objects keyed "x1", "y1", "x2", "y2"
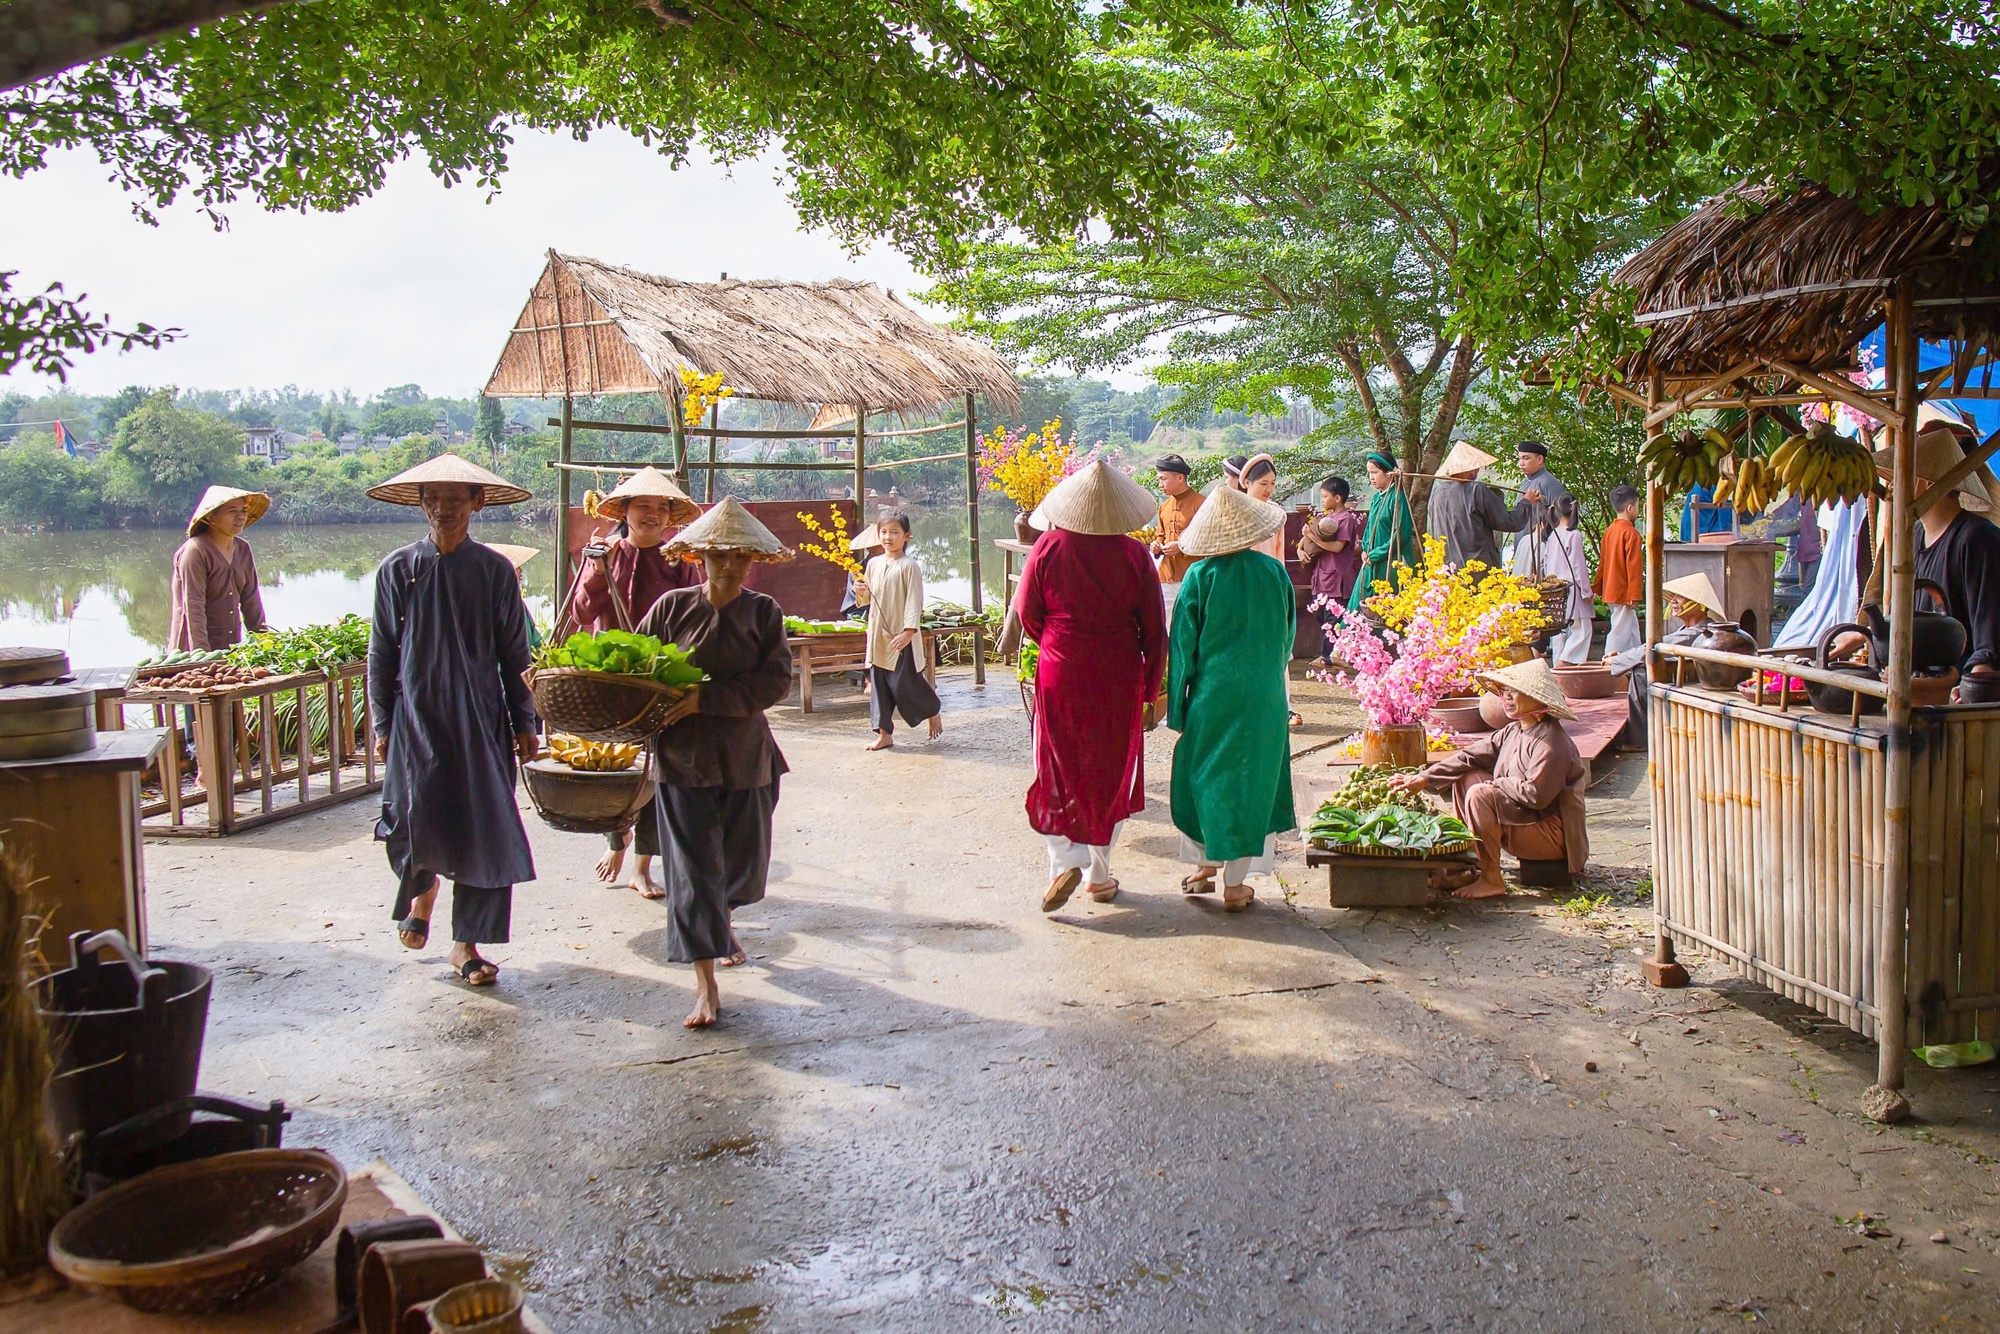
[
  {"x1": 1405, "y1": 334, "x2": 1480, "y2": 530},
  {"x1": 3, "y1": 0, "x2": 293, "y2": 91}
]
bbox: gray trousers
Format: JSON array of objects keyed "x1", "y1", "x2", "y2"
[{"x1": 658, "y1": 780, "x2": 779, "y2": 963}]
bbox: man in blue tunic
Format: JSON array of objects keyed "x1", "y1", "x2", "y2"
[{"x1": 366, "y1": 455, "x2": 540, "y2": 987}]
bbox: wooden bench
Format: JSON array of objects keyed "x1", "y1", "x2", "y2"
[{"x1": 790, "y1": 631, "x2": 937, "y2": 713}]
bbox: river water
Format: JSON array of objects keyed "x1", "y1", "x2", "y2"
[{"x1": 0, "y1": 504, "x2": 1013, "y2": 669}]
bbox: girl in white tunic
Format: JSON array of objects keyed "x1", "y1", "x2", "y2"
[
  {"x1": 856, "y1": 513, "x2": 942, "y2": 750},
  {"x1": 1541, "y1": 495, "x2": 1595, "y2": 664}
]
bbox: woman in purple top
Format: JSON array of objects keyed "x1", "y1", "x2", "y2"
[
  {"x1": 1296, "y1": 476, "x2": 1361, "y2": 665},
  {"x1": 169, "y1": 485, "x2": 272, "y2": 650}
]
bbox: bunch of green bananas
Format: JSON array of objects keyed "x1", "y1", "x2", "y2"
[
  {"x1": 1639, "y1": 429, "x2": 1731, "y2": 492},
  {"x1": 1716, "y1": 455, "x2": 1777, "y2": 513},
  {"x1": 1771, "y1": 423, "x2": 1878, "y2": 508}
]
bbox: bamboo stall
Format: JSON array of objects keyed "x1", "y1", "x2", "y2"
[
  {"x1": 1598, "y1": 181, "x2": 2000, "y2": 1121},
  {"x1": 484, "y1": 252, "x2": 1019, "y2": 681}
]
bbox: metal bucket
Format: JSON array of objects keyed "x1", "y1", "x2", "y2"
[{"x1": 35, "y1": 930, "x2": 213, "y2": 1154}]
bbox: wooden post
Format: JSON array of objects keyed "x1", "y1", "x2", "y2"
[
  {"x1": 556, "y1": 396, "x2": 573, "y2": 612},
  {"x1": 965, "y1": 390, "x2": 986, "y2": 686},
  {"x1": 1642, "y1": 371, "x2": 1686, "y2": 986},
  {"x1": 853, "y1": 403, "x2": 868, "y2": 525},
  {"x1": 672, "y1": 414, "x2": 688, "y2": 486},
  {"x1": 1868, "y1": 288, "x2": 1919, "y2": 1123},
  {"x1": 706, "y1": 401, "x2": 720, "y2": 503}
]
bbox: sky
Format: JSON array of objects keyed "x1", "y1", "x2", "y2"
[{"x1": 0, "y1": 128, "x2": 947, "y2": 401}]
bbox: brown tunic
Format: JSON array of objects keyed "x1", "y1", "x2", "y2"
[
  {"x1": 168, "y1": 537, "x2": 268, "y2": 651},
  {"x1": 1420, "y1": 715, "x2": 1589, "y2": 872},
  {"x1": 1153, "y1": 490, "x2": 1205, "y2": 583},
  {"x1": 634, "y1": 587, "x2": 794, "y2": 790}
]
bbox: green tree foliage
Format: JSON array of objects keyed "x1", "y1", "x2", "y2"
[
  {"x1": 1319, "y1": 0, "x2": 2000, "y2": 364},
  {"x1": 95, "y1": 384, "x2": 152, "y2": 438},
  {"x1": 0, "y1": 435, "x2": 103, "y2": 527},
  {"x1": 365, "y1": 404, "x2": 439, "y2": 439},
  {"x1": 99, "y1": 389, "x2": 246, "y2": 523},
  {"x1": 475, "y1": 396, "x2": 505, "y2": 448},
  {"x1": 1, "y1": 0, "x2": 1189, "y2": 378}
]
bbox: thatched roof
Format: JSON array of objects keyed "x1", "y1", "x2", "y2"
[
  {"x1": 1610, "y1": 180, "x2": 2000, "y2": 381},
  {"x1": 484, "y1": 251, "x2": 1018, "y2": 415}
]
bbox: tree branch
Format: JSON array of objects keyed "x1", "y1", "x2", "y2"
[{"x1": 2, "y1": 0, "x2": 297, "y2": 91}]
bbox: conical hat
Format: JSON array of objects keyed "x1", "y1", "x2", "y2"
[
  {"x1": 664, "y1": 496, "x2": 794, "y2": 563},
  {"x1": 1871, "y1": 424, "x2": 1990, "y2": 513},
  {"x1": 1662, "y1": 571, "x2": 1726, "y2": 616},
  {"x1": 1476, "y1": 658, "x2": 1577, "y2": 721},
  {"x1": 1438, "y1": 441, "x2": 1496, "y2": 478},
  {"x1": 595, "y1": 466, "x2": 700, "y2": 524},
  {"x1": 366, "y1": 453, "x2": 531, "y2": 506},
  {"x1": 486, "y1": 543, "x2": 540, "y2": 572},
  {"x1": 186, "y1": 485, "x2": 270, "y2": 537},
  {"x1": 1030, "y1": 460, "x2": 1159, "y2": 535},
  {"x1": 849, "y1": 523, "x2": 884, "y2": 551},
  {"x1": 1177, "y1": 483, "x2": 1287, "y2": 559}
]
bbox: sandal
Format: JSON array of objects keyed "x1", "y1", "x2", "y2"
[
  {"x1": 1288, "y1": 710, "x2": 1305, "y2": 728},
  {"x1": 1180, "y1": 872, "x2": 1216, "y2": 896},
  {"x1": 1042, "y1": 867, "x2": 1082, "y2": 914},
  {"x1": 458, "y1": 957, "x2": 498, "y2": 987},
  {"x1": 721, "y1": 929, "x2": 748, "y2": 968},
  {"x1": 1222, "y1": 887, "x2": 1255, "y2": 913},
  {"x1": 397, "y1": 916, "x2": 429, "y2": 950},
  {"x1": 1086, "y1": 878, "x2": 1120, "y2": 903}
]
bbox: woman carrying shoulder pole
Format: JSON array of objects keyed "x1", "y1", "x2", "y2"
[
  {"x1": 633, "y1": 497, "x2": 797, "y2": 1029},
  {"x1": 855, "y1": 513, "x2": 942, "y2": 750}
]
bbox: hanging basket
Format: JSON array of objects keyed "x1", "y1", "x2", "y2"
[
  {"x1": 527, "y1": 669, "x2": 689, "y2": 744},
  {"x1": 521, "y1": 758, "x2": 657, "y2": 834}
]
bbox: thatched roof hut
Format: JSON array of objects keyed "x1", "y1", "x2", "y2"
[
  {"x1": 1610, "y1": 180, "x2": 2000, "y2": 383},
  {"x1": 484, "y1": 251, "x2": 1019, "y2": 417}
]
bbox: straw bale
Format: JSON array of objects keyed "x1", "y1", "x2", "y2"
[
  {"x1": 1609, "y1": 180, "x2": 2000, "y2": 380},
  {"x1": 485, "y1": 251, "x2": 1018, "y2": 416}
]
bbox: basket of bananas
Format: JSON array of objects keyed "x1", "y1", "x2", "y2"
[
  {"x1": 1770, "y1": 422, "x2": 1881, "y2": 509},
  {"x1": 521, "y1": 734, "x2": 657, "y2": 834}
]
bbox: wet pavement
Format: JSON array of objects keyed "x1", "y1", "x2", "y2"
[{"x1": 152, "y1": 670, "x2": 2000, "y2": 1329}]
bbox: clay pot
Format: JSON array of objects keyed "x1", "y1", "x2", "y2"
[
  {"x1": 1911, "y1": 669, "x2": 1959, "y2": 708},
  {"x1": 1360, "y1": 723, "x2": 1427, "y2": 768},
  {"x1": 1431, "y1": 695, "x2": 1489, "y2": 734},
  {"x1": 1012, "y1": 511, "x2": 1040, "y2": 545},
  {"x1": 1477, "y1": 693, "x2": 1513, "y2": 731},
  {"x1": 1501, "y1": 641, "x2": 1537, "y2": 665},
  {"x1": 1553, "y1": 663, "x2": 1617, "y2": 699},
  {"x1": 1690, "y1": 621, "x2": 1757, "y2": 690}
]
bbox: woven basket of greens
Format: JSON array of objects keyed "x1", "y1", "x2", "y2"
[
  {"x1": 528, "y1": 631, "x2": 705, "y2": 743},
  {"x1": 1307, "y1": 800, "x2": 1474, "y2": 858}
]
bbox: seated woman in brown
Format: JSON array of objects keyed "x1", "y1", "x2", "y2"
[{"x1": 1388, "y1": 659, "x2": 1589, "y2": 900}]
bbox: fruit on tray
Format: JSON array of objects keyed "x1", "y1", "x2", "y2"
[
  {"x1": 1770, "y1": 421, "x2": 1880, "y2": 508},
  {"x1": 547, "y1": 734, "x2": 645, "y2": 771},
  {"x1": 1329, "y1": 763, "x2": 1430, "y2": 813}
]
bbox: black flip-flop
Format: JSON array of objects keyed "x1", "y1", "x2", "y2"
[
  {"x1": 459, "y1": 956, "x2": 498, "y2": 986},
  {"x1": 397, "y1": 916, "x2": 429, "y2": 949}
]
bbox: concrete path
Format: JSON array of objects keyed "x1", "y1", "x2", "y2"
[{"x1": 151, "y1": 671, "x2": 2000, "y2": 1329}]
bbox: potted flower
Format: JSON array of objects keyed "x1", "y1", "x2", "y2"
[{"x1": 977, "y1": 419, "x2": 1101, "y2": 544}]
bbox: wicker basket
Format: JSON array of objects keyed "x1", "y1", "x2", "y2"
[
  {"x1": 522, "y1": 758, "x2": 657, "y2": 834},
  {"x1": 47, "y1": 1148, "x2": 347, "y2": 1314},
  {"x1": 529, "y1": 668, "x2": 689, "y2": 743}
]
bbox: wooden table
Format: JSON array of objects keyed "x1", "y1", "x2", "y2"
[
  {"x1": 73, "y1": 665, "x2": 137, "y2": 731},
  {"x1": 0, "y1": 1159, "x2": 551, "y2": 1334},
  {"x1": 0, "y1": 729, "x2": 165, "y2": 962},
  {"x1": 790, "y1": 630, "x2": 935, "y2": 713}
]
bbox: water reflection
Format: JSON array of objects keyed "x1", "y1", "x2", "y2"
[{"x1": 0, "y1": 498, "x2": 1022, "y2": 668}]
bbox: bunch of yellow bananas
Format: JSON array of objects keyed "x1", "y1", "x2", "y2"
[
  {"x1": 1715, "y1": 456, "x2": 1778, "y2": 513},
  {"x1": 1639, "y1": 428, "x2": 1731, "y2": 492},
  {"x1": 1771, "y1": 423, "x2": 1878, "y2": 508},
  {"x1": 548, "y1": 733, "x2": 644, "y2": 772}
]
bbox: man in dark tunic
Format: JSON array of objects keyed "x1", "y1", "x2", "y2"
[
  {"x1": 1884, "y1": 426, "x2": 2000, "y2": 702},
  {"x1": 366, "y1": 455, "x2": 539, "y2": 987},
  {"x1": 1427, "y1": 441, "x2": 1533, "y2": 568}
]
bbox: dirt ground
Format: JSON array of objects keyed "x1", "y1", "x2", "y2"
[{"x1": 144, "y1": 666, "x2": 2000, "y2": 1330}]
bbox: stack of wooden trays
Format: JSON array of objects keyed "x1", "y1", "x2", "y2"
[
  {"x1": 0, "y1": 682, "x2": 98, "y2": 760},
  {"x1": 0, "y1": 645, "x2": 70, "y2": 686}
]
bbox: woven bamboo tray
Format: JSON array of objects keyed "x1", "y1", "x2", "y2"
[{"x1": 1308, "y1": 836, "x2": 1477, "y2": 859}]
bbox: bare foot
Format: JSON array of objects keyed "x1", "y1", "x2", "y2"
[
  {"x1": 866, "y1": 732, "x2": 894, "y2": 752},
  {"x1": 1453, "y1": 876, "x2": 1509, "y2": 900},
  {"x1": 684, "y1": 961, "x2": 720, "y2": 1028},
  {"x1": 926, "y1": 716, "x2": 943, "y2": 740},
  {"x1": 629, "y1": 869, "x2": 665, "y2": 900},
  {"x1": 595, "y1": 844, "x2": 625, "y2": 884}
]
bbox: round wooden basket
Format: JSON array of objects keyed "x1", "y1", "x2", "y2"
[
  {"x1": 521, "y1": 758, "x2": 657, "y2": 834},
  {"x1": 48, "y1": 1148, "x2": 347, "y2": 1314},
  {"x1": 529, "y1": 669, "x2": 688, "y2": 743}
]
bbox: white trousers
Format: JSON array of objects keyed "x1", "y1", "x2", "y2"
[
  {"x1": 1046, "y1": 821, "x2": 1125, "y2": 887},
  {"x1": 1178, "y1": 832, "x2": 1279, "y2": 886},
  {"x1": 1161, "y1": 581, "x2": 1182, "y2": 619},
  {"x1": 1553, "y1": 612, "x2": 1594, "y2": 665},
  {"x1": 1604, "y1": 604, "x2": 1641, "y2": 658}
]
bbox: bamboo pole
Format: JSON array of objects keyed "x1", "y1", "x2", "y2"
[
  {"x1": 557, "y1": 396, "x2": 574, "y2": 613},
  {"x1": 853, "y1": 403, "x2": 868, "y2": 522},
  {"x1": 1644, "y1": 375, "x2": 1684, "y2": 982},
  {"x1": 706, "y1": 400, "x2": 719, "y2": 503},
  {"x1": 964, "y1": 390, "x2": 986, "y2": 687},
  {"x1": 1869, "y1": 288, "x2": 1918, "y2": 1119}
]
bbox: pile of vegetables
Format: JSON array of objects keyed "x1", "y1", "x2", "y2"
[
  {"x1": 1308, "y1": 802, "x2": 1473, "y2": 854},
  {"x1": 229, "y1": 614, "x2": 372, "y2": 675},
  {"x1": 137, "y1": 648, "x2": 228, "y2": 671},
  {"x1": 138, "y1": 662, "x2": 276, "y2": 691},
  {"x1": 922, "y1": 602, "x2": 999, "y2": 630},
  {"x1": 533, "y1": 629, "x2": 705, "y2": 688},
  {"x1": 784, "y1": 616, "x2": 865, "y2": 635}
]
